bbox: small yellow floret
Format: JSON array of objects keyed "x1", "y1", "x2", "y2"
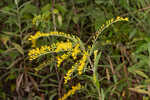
[{"x1": 58, "y1": 83, "x2": 81, "y2": 100}]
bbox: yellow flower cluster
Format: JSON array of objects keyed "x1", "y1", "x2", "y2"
[
  {"x1": 55, "y1": 41, "x2": 72, "y2": 52},
  {"x1": 28, "y1": 45, "x2": 51, "y2": 60},
  {"x1": 71, "y1": 44, "x2": 81, "y2": 60},
  {"x1": 93, "y1": 16, "x2": 128, "y2": 41},
  {"x1": 56, "y1": 43, "x2": 81, "y2": 68},
  {"x1": 28, "y1": 41, "x2": 73, "y2": 60},
  {"x1": 56, "y1": 53, "x2": 69, "y2": 67},
  {"x1": 77, "y1": 51, "x2": 88, "y2": 75},
  {"x1": 63, "y1": 51, "x2": 88, "y2": 84},
  {"x1": 58, "y1": 83, "x2": 81, "y2": 100},
  {"x1": 28, "y1": 31, "x2": 55, "y2": 40}
]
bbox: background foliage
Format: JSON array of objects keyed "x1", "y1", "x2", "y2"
[{"x1": 0, "y1": 0, "x2": 150, "y2": 100}]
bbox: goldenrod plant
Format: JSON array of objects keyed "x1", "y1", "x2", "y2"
[
  {"x1": 28, "y1": 16, "x2": 128, "y2": 100},
  {"x1": 2, "y1": 0, "x2": 150, "y2": 99}
]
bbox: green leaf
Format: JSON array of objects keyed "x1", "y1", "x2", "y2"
[
  {"x1": 12, "y1": 43, "x2": 24, "y2": 55},
  {"x1": 75, "y1": 0, "x2": 89, "y2": 4},
  {"x1": 134, "y1": 70, "x2": 149, "y2": 79},
  {"x1": 94, "y1": 51, "x2": 101, "y2": 70},
  {"x1": 129, "y1": 88, "x2": 150, "y2": 96},
  {"x1": 41, "y1": 4, "x2": 51, "y2": 13},
  {"x1": 101, "y1": 88, "x2": 105, "y2": 100},
  {"x1": 93, "y1": 51, "x2": 101, "y2": 93},
  {"x1": 0, "y1": 7, "x2": 15, "y2": 16},
  {"x1": 55, "y1": 4, "x2": 67, "y2": 15},
  {"x1": 6, "y1": 73, "x2": 16, "y2": 80},
  {"x1": 49, "y1": 92, "x2": 57, "y2": 100},
  {"x1": 95, "y1": 0, "x2": 103, "y2": 4},
  {"x1": 20, "y1": 4, "x2": 38, "y2": 16},
  {"x1": 73, "y1": 16, "x2": 79, "y2": 24}
]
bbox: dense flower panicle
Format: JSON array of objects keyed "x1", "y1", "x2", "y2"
[
  {"x1": 28, "y1": 31, "x2": 81, "y2": 48},
  {"x1": 55, "y1": 41, "x2": 72, "y2": 52},
  {"x1": 93, "y1": 16, "x2": 128, "y2": 42},
  {"x1": 28, "y1": 45, "x2": 51, "y2": 60},
  {"x1": 58, "y1": 83, "x2": 81, "y2": 100},
  {"x1": 56, "y1": 44, "x2": 80, "y2": 67},
  {"x1": 28, "y1": 31, "x2": 78, "y2": 42},
  {"x1": 28, "y1": 31, "x2": 55, "y2": 40},
  {"x1": 64, "y1": 65, "x2": 76, "y2": 84},
  {"x1": 28, "y1": 41, "x2": 73, "y2": 60},
  {"x1": 71, "y1": 44, "x2": 81, "y2": 60},
  {"x1": 77, "y1": 51, "x2": 88, "y2": 75},
  {"x1": 56, "y1": 53, "x2": 69, "y2": 67}
]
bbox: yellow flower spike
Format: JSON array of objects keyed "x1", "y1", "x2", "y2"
[
  {"x1": 64, "y1": 65, "x2": 76, "y2": 84},
  {"x1": 77, "y1": 51, "x2": 88, "y2": 75},
  {"x1": 93, "y1": 74, "x2": 97, "y2": 83},
  {"x1": 93, "y1": 16, "x2": 129, "y2": 43},
  {"x1": 28, "y1": 31, "x2": 79, "y2": 45},
  {"x1": 28, "y1": 45, "x2": 51, "y2": 60},
  {"x1": 72, "y1": 44, "x2": 81, "y2": 60},
  {"x1": 64, "y1": 62, "x2": 80, "y2": 84},
  {"x1": 28, "y1": 41, "x2": 73, "y2": 60},
  {"x1": 58, "y1": 83, "x2": 81, "y2": 100},
  {"x1": 56, "y1": 53, "x2": 69, "y2": 67},
  {"x1": 56, "y1": 57, "x2": 63, "y2": 67}
]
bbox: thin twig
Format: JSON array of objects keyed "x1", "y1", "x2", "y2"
[
  {"x1": 72, "y1": 0, "x2": 80, "y2": 34},
  {"x1": 107, "y1": 56, "x2": 115, "y2": 75},
  {"x1": 51, "y1": 0, "x2": 56, "y2": 31},
  {"x1": 58, "y1": 73, "x2": 64, "y2": 98},
  {"x1": 121, "y1": 5, "x2": 150, "y2": 17},
  {"x1": 120, "y1": 46, "x2": 129, "y2": 88}
]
